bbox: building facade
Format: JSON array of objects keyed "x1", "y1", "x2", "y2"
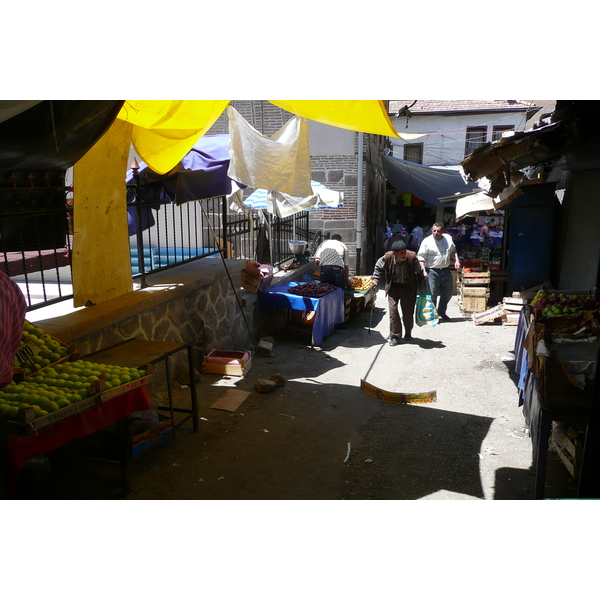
[{"x1": 388, "y1": 100, "x2": 537, "y2": 167}]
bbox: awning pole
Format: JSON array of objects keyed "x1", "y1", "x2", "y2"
[{"x1": 356, "y1": 132, "x2": 364, "y2": 274}]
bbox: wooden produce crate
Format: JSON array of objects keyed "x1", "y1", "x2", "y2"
[
  {"x1": 459, "y1": 295, "x2": 488, "y2": 313},
  {"x1": 550, "y1": 423, "x2": 585, "y2": 480},
  {"x1": 202, "y1": 350, "x2": 251, "y2": 376},
  {"x1": 460, "y1": 271, "x2": 491, "y2": 286},
  {"x1": 461, "y1": 286, "x2": 489, "y2": 297}
]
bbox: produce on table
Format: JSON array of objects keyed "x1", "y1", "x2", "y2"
[
  {"x1": 16, "y1": 320, "x2": 71, "y2": 375},
  {"x1": 347, "y1": 276, "x2": 373, "y2": 291},
  {"x1": 531, "y1": 290, "x2": 600, "y2": 316},
  {"x1": 0, "y1": 360, "x2": 146, "y2": 420},
  {"x1": 288, "y1": 282, "x2": 338, "y2": 298}
]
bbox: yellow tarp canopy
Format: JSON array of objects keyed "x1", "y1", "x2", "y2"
[
  {"x1": 268, "y1": 100, "x2": 399, "y2": 138},
  {"x1": 118, "y1": 100, "x2": 399, "y2": 175},
  {"x1": 117, "y1": 100, "x2": 230, "y2": 175}
]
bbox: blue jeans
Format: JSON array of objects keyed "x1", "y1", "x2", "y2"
[
  {"x1": 320, "y1": 265, "x2": 346, "y2": 289},
  {"x1": 426, "y1": 268, "x2": 453, "y2": 316}
]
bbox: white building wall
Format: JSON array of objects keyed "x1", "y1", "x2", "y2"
[{"x1": 390, "y1": 111, "x2": 530, "y2": 166}]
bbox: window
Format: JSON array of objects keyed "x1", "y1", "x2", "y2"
[
  {"x1": 492, "y1": 125, "x2": 514, "y2": 141},
  {"x1": 404, "y1": 143, "x2": 423, "y2": 164},
  {"x1": 464, "y1": 126, "x2": 487, "y2": 157}
]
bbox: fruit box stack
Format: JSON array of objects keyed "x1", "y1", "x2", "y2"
[{"x1": 240, "y1": 261, "x2": 273, "y2": 294}]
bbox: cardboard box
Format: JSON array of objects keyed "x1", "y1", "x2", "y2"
[
  {"x1": 131, "y1": 414, "x2": 173, "y2": 457},
  {"x1": 202, "y1": 350, "x2": 251, "y2": 376},
  {"x1": 241, "y1": 261, "x2": 273, "y2": 293}
]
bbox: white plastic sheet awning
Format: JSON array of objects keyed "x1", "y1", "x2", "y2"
[{"x1": 243, "y1": 180, "x2": 344, "y2": 217}]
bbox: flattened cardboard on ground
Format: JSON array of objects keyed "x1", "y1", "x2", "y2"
[{"x1": 210, "y1": 389, "x2": 251, "y2": 412}]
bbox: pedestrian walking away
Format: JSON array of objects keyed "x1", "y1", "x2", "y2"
[
  {"x1": 314, "y1": 234, "x2": 349, "y2": 289},
  {"x1": 372, "y1": 240, "x2": 425, "y2": 346},
  {"x1": 416, "y1": 222, "x2": 461, "y2": 321}
]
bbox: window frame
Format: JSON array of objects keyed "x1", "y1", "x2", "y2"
[
  {"x1": 403, "y1": 143, "x2": 424, "y2": 164},
  {"x1": 492, "y1": 125, "x2": 514, "y2": 142},
  {"x1": 464, "y1": 126, "x2": 488, "y2": 157}
]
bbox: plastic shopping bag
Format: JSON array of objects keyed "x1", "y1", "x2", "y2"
[{"x1": 415, "y1": 294, "x2": 439, "y2": 327}]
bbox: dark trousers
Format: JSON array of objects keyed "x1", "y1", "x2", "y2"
[
  {"x1": 387, "y1": 283, "x2": 416, "y2": 339},
  {"x1": 320, "y1": 265, "x2": 346, "y2": 289}
]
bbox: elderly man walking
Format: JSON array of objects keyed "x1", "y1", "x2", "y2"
[{"x1": 372, "y1": 240, "x2": 425, "y2": 346}]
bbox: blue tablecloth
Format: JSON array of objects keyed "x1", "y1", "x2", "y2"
[{"x1": 259, "y1": 282, "x2": 345, "y2": 346}]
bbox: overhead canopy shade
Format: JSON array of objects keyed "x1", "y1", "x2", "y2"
[
  {"x1": 0, "y1": 100, "x2": 124, "y2": 172},
  {"x1": 127, "y1": 134, "x2": 237, "y2": 205},
  {"x1": 119, "y1": 100, "x2": 399, "y2": 175},
  {"x1": 382, "y1": 154, "x2": 479, "y2": 206}
]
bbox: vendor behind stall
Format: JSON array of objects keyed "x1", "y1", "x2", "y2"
[{"x1": 314, "y1": 234, "x2": 349, "y2": 289}]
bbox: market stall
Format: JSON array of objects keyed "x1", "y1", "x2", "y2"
[
  {"x1": 1, "y1": 319, "x2": 198, "y2": 498},
  {"x1": 513, "y1": 291, "x2": 600, "y2": 498},
  {"x1": 4, "y1": 386, "x2": 151, "y2": 498},
  {"x1": 259, "y1": 281, "x2": 345, "y2": 347}
]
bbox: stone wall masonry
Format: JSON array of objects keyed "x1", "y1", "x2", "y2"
[{"x1": 34, "y1": 259, "x2": 259, "y2": 402}]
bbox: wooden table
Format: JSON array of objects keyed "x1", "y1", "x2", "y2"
[{"x1": 85, "y1": 339, "x2": 199, "y2": 441}]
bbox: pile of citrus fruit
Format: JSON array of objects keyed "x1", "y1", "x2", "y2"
[
  {"x1": 17, "y1": 320, "x2": 71, "y2": 375},
  {"x1": 0, "y1": 360, "x2": 146, "y2": 421}
]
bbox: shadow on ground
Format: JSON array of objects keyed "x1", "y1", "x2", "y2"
[{"x1": 340, "y1": 402, "x2": 493, "y2": 500}]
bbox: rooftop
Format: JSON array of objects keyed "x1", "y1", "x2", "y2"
[{"x1": 388, "y1": 100, "x2": 536, "y2": 114}]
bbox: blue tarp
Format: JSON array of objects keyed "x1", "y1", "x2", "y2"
[
  {"x1": 259, "y1": 282, "x2": 344, "y2": 346},
  {"x1": 381, "y1": 154, "x2": 479, "y2": 206}
]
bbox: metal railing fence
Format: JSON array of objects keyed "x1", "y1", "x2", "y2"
[
  {"x1": 1, "y1": 178, "x2": 313, "y2": 310},
  {"x1": 0, "y1": 186, "x2": 73, "y2": 311}
]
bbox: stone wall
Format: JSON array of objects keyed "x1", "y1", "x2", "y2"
[{"x1": 35, "y1": 259, "x2": 260, "y2": 403}]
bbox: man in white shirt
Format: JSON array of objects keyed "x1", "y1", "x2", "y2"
[
  {"x1": 314, "y1": 234, "x2": 349, "y2": 289},
  {"x1": 417, "y1": 222, "x2": 461, "y2": 321}
]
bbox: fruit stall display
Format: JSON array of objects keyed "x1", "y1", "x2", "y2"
[
  {"x1": 14, "y1": 320, "x2": 73, "y2": 378},
  {"x1": 1, "y1": 359, "x2": 152, "y2": 432},
  {"x1": 531, "y1": 290, "x2": 600, "y2": 316},
  {"x1": 288, "y1": 282, "x2": 338, "y2": 298}
]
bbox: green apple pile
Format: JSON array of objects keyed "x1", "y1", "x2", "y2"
[
  {"x1": 18, "y1": 320, "x2": 71, "y2": 375},
  {"x1": 531, "y1": 291, "x2": 600, "y2": 316},
  {"x1": 0, "y1": 360, "x2": 146, "y2": 422}
]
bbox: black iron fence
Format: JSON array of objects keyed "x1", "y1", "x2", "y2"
[
  {"x1": 1, "y1": 178, "x2": 313, "y2": 311},
  {"x1": 0, "y1": 185, "x2": 73, "y2": 311}
]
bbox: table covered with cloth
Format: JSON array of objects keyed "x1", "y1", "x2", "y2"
[
  {"x1": 3, "y1": 386, "x2": 151, "y2": 498},
  {"x1": 259, "y1": 282, "x2": 345, "y2": 346}
]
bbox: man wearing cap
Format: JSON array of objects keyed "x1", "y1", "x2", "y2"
[
  {"x1": 417, "y1": 222, "x2": 461, "y2": 321},
  {"x1": 314, "y1": 234, "x2": 349, "y2": 289},
  {"x1": 371, "y1": 240, "x2": 425, "y2": 346}
]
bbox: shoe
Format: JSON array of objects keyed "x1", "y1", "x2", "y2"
[
  {"x1": 388, "y1": 337, "x2": 399, "y2": 347},
  {"x1": 439, "y1": 314, "x2": 450, "y2": 322},
  {"x1": 404, "y1": 334, "x2": 413, "y2": 341}
]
